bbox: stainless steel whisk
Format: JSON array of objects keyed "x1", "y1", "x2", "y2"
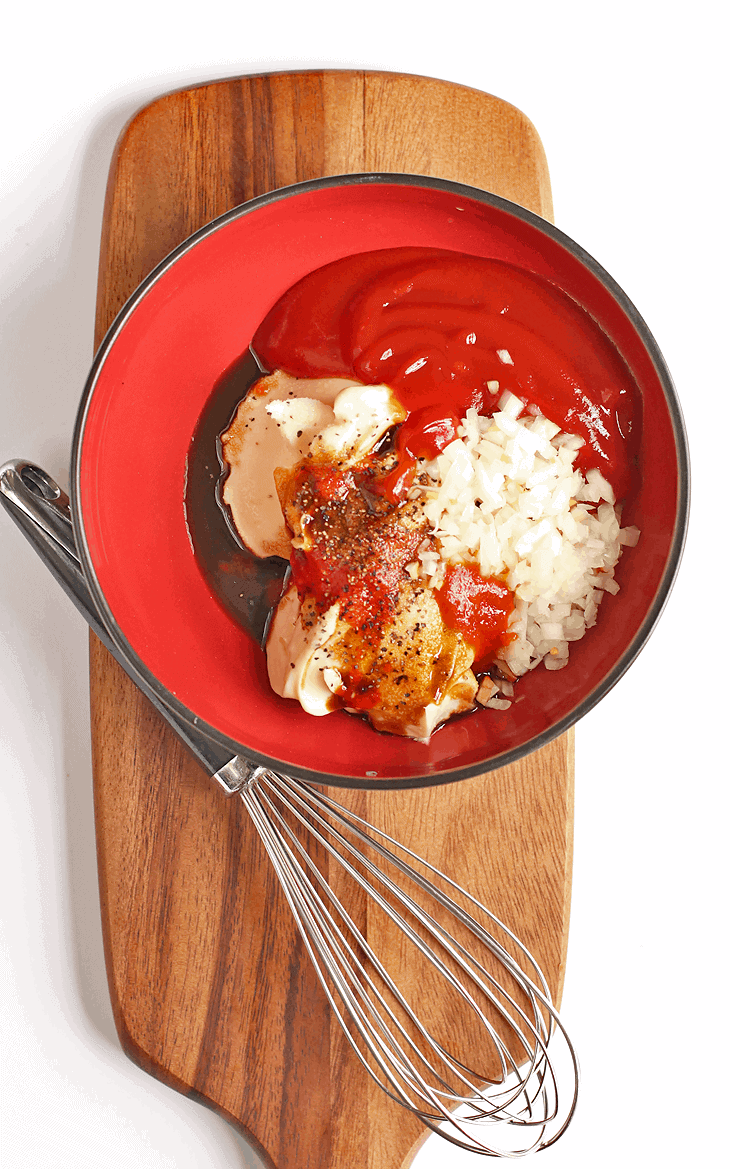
[
  {"x1": 1, "y1": 458, "x2": 579, "y2": 1159},
  {"x1": 220, "y1": 759, "x2": 579, "y2": 1157}
]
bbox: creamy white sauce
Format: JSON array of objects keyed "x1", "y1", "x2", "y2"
[
  {"x1": 220, "y1": 371, "x2": 360, "y2": 559},
  {"x1": 311, "y1": 383, "x2": 406, "y2": 462},
  {"x1": 266, "y1": 586, "x2": 342, "y2": 716}
]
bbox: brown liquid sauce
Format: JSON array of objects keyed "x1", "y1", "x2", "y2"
[{"x1": 184, "y1": 350, "x2": 289, "y2": 647}]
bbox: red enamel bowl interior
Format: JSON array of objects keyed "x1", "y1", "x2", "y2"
[{"x1": 73, "y1": 176, "x2": 687, "y2": 788}]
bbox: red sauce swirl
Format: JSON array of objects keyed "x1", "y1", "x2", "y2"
[{"x1": 254, "y1": 247, "x2": 639, "y2": 500}]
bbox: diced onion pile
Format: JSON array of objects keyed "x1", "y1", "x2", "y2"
[{"x1": 411, "y1": 391, "x2": 639, "y2": 707}]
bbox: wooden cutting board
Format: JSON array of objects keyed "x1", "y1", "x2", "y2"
[{"x1": 89, "y1": 71, "x2": 573, "y2": 1169}]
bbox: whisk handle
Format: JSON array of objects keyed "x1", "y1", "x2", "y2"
[{"x1": 0, "y1": 459, "x2": 240, "y2": 781}]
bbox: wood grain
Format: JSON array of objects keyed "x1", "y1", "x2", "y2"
[{"x1": 90, "y1": 70, "x2": 572, "y2": 1169}]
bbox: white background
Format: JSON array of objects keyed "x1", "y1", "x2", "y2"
[{"x1": 1, "y1": 2, "x2": 727, "y2": 1166}]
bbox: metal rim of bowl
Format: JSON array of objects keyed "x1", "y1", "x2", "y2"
[{"x1": 70, "y1": 173, "x2": 691, "y2": 790}]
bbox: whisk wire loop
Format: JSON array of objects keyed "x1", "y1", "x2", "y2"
[
  {"x1": 258, "y1": 775, "x2": 518, "y2": 1081},
  {"x1": 239, "y1": 767, "x2": 579, "y2": 1157},
  {"x1": 241, "y1": 781, "x2": 466, "y2": 1120},
  {"x1": 257, "y1": 777, "x2": 564, "y2": 1134},
  {"x1": 263, "y1": 772, "x2": 563, "y2": 1100}
]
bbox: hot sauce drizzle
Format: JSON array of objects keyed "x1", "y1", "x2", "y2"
[
  {"x1": 281, "y1": 454, "x2": 426, "y2": 638},
  {"x1": 434, "y1": 566, "x2": 515, "y2": 671}
]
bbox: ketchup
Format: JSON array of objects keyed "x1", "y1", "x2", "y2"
[
  {"x1": 434, "y1": 565, "x2": 514, "y2": 671},
  {"x1": 254, "y1": 247, "x2": 638, "y2": 500}
]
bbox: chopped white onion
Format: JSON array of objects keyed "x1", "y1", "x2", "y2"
[{"x1": 412, "y1": 402, "x2": 640, "y2": 687}]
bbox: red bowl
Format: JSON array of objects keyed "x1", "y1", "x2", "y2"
[{"x1": 71, "y1": 175, "x2": 689, "y2": 789}]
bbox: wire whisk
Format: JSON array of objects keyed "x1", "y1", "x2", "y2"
[{"x1": 233, "y1": 763, "x2": 579, "y2": 1158}]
